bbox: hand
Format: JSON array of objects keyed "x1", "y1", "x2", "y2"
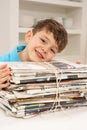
[
  {"x1": 0, "y1": 64, "x2": 11, "y2": 89},
  {"x1": 76, "y1": 60, "x2": 81, "y2": 64}
]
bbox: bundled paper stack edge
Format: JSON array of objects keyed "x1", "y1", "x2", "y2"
[{"x1": 0, "y1": 60, "x2": 87, "y2": 118}]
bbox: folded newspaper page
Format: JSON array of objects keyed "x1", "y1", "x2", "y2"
[{"x1": 0, "y1": 60, "x2": 87, "y2": 118}]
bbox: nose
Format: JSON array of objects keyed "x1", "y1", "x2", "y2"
[{"x1": 42, "y1": 46, "x2": 49, "y2": 53}]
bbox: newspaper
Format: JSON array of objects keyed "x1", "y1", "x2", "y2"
[{"x1": 0, "y1": 60, "x2": 87, "y2": 118}]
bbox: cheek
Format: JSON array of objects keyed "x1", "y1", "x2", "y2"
[
  {"x1": 46, "y1": 53, "x2": 54, "y2": 61},
  {"x1": 29, "y1": 39, "x2": 41, "y2": 49},
  {"x1": 27, "y1": 41, "x2": 35, "y2": 50}
]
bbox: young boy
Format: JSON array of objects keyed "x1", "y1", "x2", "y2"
[{"x1": 0, "y1": 19, "x2": 68, "y2": 88}]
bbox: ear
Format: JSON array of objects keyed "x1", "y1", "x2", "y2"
[{"x1": 25, "y1": 30, "x2": 33, "y2": 44}]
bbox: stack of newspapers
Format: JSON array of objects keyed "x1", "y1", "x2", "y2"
[{"x1": 0, "y1": 60, "x2": 87, "y2": 118}]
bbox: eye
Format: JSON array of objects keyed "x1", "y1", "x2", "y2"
[
  {"x1": 50, "y1": 48, "x2": 55, "y2": 54},
  {"x1": 40, "y1": 38, "x2": 46, "y2": 43}
]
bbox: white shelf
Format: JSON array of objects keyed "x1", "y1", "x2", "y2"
[
  {"x1": 19, "y1": 27, "x2": 32, "y2": 33},
  {"x1": 25, "y1": 0, "x2": 83, "y2": 8},
  {"x1": 67, "y1": 29, "x2": 81, "y2": 35},
  {"x1": 19, "y1": 27, "x2": 81, "y2": 35}
]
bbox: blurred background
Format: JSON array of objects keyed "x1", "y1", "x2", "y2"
[{"x1": 0, "y1": 0, "x2": 87, "y2": 64}]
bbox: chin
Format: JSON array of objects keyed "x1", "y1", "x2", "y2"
[
  {"x1": 34, "y1": 58, "x2": 43, "y2": 62},
  {"x1": 30, "y1": 59, "x2": 42, "y2": 62}
]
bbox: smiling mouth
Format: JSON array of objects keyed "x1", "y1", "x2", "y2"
[{"x1": 35, "y1": 49, "x2": 44, "y2": 59}]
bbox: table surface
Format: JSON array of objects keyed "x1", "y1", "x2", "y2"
[{"x1": 0, "y1": 106, "x2": 87, "y2": 130}]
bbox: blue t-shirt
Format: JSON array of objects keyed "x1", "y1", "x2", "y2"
[{"x1": 0, "y1": 45, "x2": 26, "y2": 62}]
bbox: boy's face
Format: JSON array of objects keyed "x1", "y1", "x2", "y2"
[{"x1": 26, "y1": 30, "x2": 58, "y2": 62}]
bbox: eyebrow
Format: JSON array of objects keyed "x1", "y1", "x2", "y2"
[{"x1": 42, "y1": 35, "x2": 49, "y2": 41}]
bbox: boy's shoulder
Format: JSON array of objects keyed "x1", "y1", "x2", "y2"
[{"x1": 0, "y1": 45, "x2": 25, "y2": 62}]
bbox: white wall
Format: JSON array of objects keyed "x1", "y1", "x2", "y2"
[
  {"x1": 0, "y1": 0, "x2": 19, "y2": 55},
  {"x1": 0, "y1": 0, "x2": 11, "y2": 55},
  {"x1": 84, "y1": 1, "x2": 87, "y2": 64}
]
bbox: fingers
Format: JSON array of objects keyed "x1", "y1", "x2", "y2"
[
  {"x1": 76, "y1": 60, "x2": 81, "y2": 64},
  {"x1": 0, "y1": 64, "x2": 11, "y2": 89}
]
